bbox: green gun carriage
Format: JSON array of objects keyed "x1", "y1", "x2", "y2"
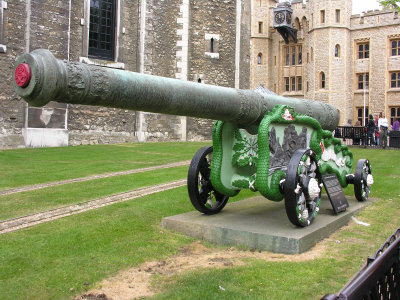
[{"x1": 13, "y1": 49, "x2": 373, "y2": 227}]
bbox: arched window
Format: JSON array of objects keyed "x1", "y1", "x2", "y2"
[
  {"x1": 302, "y1": 16, "x2": 308, "y2": 32},
  {"x1": 320, "y1": 72, "x2": 326, "y2": 89},
  {"x1": 335, "y1": 44, "x2": 340, "y2": 57},
  {"x1": 257, "y1": 53, "x2": 263, "y2": 65},
  {"x1": 210, "y1": 38, "x2": 215, "y2": 53},
  {"x1": 294, "y1": 18, "x2": 301, "y2": 31},
  {"x1": 198, "y1": 78, "x2": 202, "y2": 83}
]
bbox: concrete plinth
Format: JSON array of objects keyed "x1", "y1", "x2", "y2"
[{"x1": 162, "y1": 196, "x2": 371, "y2": 254}]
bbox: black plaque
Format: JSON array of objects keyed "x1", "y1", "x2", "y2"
[{"x1": 322, "y1": 174, "x2": 349, "y2": 214}]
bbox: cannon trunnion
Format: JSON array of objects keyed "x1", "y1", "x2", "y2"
[{"x1": 13, "y1": 49, "x2": 373, "y2": 228}]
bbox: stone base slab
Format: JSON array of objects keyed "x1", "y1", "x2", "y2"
[{"x1": 162, "y1": 195, "x2": 371, "y2": 254}]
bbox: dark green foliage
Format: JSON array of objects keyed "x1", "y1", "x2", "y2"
[{"x1": 379, "y1": 0, "x2": 400, "y2": 12}]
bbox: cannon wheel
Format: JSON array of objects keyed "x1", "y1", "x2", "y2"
[
  {"x1": 354, "y1": 159, "x2": 372, "y2": 202},
  {"x1": 187, "y1": 146, "x2": 229, "y2": 214},
  {"x1": 284, "y1": 149, "x2": 322, "y2": 227}
]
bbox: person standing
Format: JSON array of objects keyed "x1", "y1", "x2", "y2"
[
  {"x1": 392, "y1": 118, "x2": 400, "y2": 131},
  {"x1": 374, "y1": 114, "x2": 380, "y2": 146},
  {"x1": 367, "y1": 115, "x2": 376, "y2": 146},
  {"x1": 378, "y1": 112, "x2": 389, "y2": 149}
]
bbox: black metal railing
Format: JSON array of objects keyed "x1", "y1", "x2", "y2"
[
  {"x1": 334, "y1": 126, "x2": 400, "y2": 148},
  {"x1": 321, "y1": 226, "x2": 400, "y2": 300}
]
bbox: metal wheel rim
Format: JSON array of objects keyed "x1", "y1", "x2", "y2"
[
  {"x1": 284, "y1": 149, "x2": 322, "y2": 227},
  {"x1": 187, "y1": 146, "x2": 229, "y2": 214},
  {"x1": 354, "y1": 159, "x2": 371, "y2": 202}
]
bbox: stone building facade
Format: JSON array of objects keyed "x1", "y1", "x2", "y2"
[
  {"x1": 251, "y1": 0, "x2": 400, "y2": 126},
  {"x1": 2, "y1": 0, "x2": 399, "y2": 149},
  {"x1": 0, "y1": 0, "x2": 251, "y2": 148}
]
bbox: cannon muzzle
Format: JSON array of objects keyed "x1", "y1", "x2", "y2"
[{"x1": 13, "y1": 49, "x2": 339, "y2": 130}]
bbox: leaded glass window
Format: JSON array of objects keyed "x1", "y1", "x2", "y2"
[{"x1": 89, "y1": 0, "x2": 116, "y2": 60}]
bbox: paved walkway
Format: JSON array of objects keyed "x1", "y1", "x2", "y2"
[
  {"x1": 0, "y1": 160, "x2": 190, "y2": 196},
  {"x1": 0, "y1": 179, "x2": 187, "y2": 235}
]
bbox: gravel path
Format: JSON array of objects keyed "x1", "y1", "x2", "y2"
[
  {"x1": 0, "y1": 160, "x2": 190, "y2": 196},
  {"x1": 0, "y1": 179, "x2": 187, "y2": 235}
]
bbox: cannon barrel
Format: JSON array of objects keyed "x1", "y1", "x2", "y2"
[{"x1": 13, "y1": 49, "x2": 339, "y2": 130}]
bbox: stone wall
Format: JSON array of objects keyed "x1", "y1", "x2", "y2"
[
  {"x1": 135, "y1": 0, "x2": 185, "y2": 142},
  {"x1": 239, "y1": 0, "x2": 252, "y2": 90},
  {"x1": 67, "y1": 0, "x2": 140, "y2": 145},
  {"x1": 351, "y1": 10, "x2": 400, "y2": 121},
  {"x1": 185, "y1": 0, "x2": 240, "y2": 141},
  {"x1": 189, "y1": 1, "x2": 236, "y2": 87},
  {"x1": 29, "y1": 0, "x2": 69, "y2": 57},
  {"x1": 250, "y1": 0, "x2": 399, "y2": 125},
  {"x1": 1, "y1": 1, "x2": 31, "y2": 148},
  {"x1": 0, "y1": 0, "x2": 252, "y2": 149}
]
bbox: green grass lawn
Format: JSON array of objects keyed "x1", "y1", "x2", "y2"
[
  {"x1": 150, "y1": 148, "x2": 400, "y2": 299},
  {"x1": 0, "y1": 187, "x2": 255, "y2": 300},
  {"x1": 0, "y1": 146, "x2": 399, "y2": 299},
  {"x1": 0, "y1": 142, "x2": 209, "y2": 189},
  {"x1": 0, "y1": 166, "x2": 188, "y2": 221}
]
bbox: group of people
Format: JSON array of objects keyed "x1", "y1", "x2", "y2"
[{"x1": 344, "y1": 112, "x2": 399, "y2": 148}]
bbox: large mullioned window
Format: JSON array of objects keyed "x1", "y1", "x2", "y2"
[
  {"x1": 89, "y1": 0, "x2": 116, "y2": 60},
  {"x1": 284, "y1": 45, "x2": 303, "y2": 66},
  {"x1": 284, "y1": 76, "x2": 302, "y2": 92},
  {"x1": 357, "y1": 108, "x2": 369, "y2": 126}
]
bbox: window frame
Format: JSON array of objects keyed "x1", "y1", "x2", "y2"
[
  {"x1": 88, "y1": 0, "x2": 117, "y2": 61},
  {"x1": 285, "y1": 47, "x2": 290, "y2": 66},
  {"x1": 390, "y1": 107, "x2": 400, "y2": 125},
  {"x1": 390, "y1": 71, "x2": 400, "y2": 88},
  {"x1": 291, "y1": 46, "x2": 296, "y2": 65},
  {"x1": 357, "y1": 107, "x2": 369, "y2": 126},
  {"x1": 335, "y1": 44, "x2": 340, "y2": 58},
  {"x1": 298, "y1": 45, "x2": 302, "y2": 65},
  {"x1": 258, "y1": 22, "x2": 263, "y2": 34},
  {"x1": 291, "y1": 77, "x2": 296, "y2": 91},
  {"x1": 257, "y1": 53, "x2": 262, "y2": 65},
  {"x1": 284, "y1": 44, "x2": 303, "y2": 66},
  {"x1": 335, "y1": 9, "x2": 340, "y2": 23},
  {"x1": 357, "y1": 73, "x2": 369, "y2": 90},
  {"x1": 320, "y1": 72, "x2": 326, "y2": 89},
  {"x1": 391, "y1": 39, "x2": 400, "y2": 56},
  {"x1": 320, "y1": 10, "x2": 325, "y2": 24},
  {"x1": 285, "y1": 77, "x2": 290, "y2": 92},
  {"x1": 358, "y1": 43, "x2": 370, "y2": 59},
  {"x1": 297, "y1": 76, "x2": 302, "y2": 91}
]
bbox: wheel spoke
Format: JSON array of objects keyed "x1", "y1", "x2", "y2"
[
  {"x1": 297, "y1": 193, "x2": 305, "y2": 205},
  {"x1": 188, "y1": 146, "x2": 229, "y2": 214},
  {"x1": 199, "y1": 160, "x2": 211, "y2": 179},
  {"x1": 362, "y1": 173, "x2": 368, "y2": 183},
  {"x1": 309, "y1": 162, "x2": 317, "y2": 173},
  {"x1": 354, "y1": 159, "x2": 372, "y2": 202},
  {"x1": 199, "y1": 187, "x2": 212, "y2": 204}
]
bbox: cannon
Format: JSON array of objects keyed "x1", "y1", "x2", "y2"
[{"x1": 13, "y1": 49, "x2": 373, "y2": 227}]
